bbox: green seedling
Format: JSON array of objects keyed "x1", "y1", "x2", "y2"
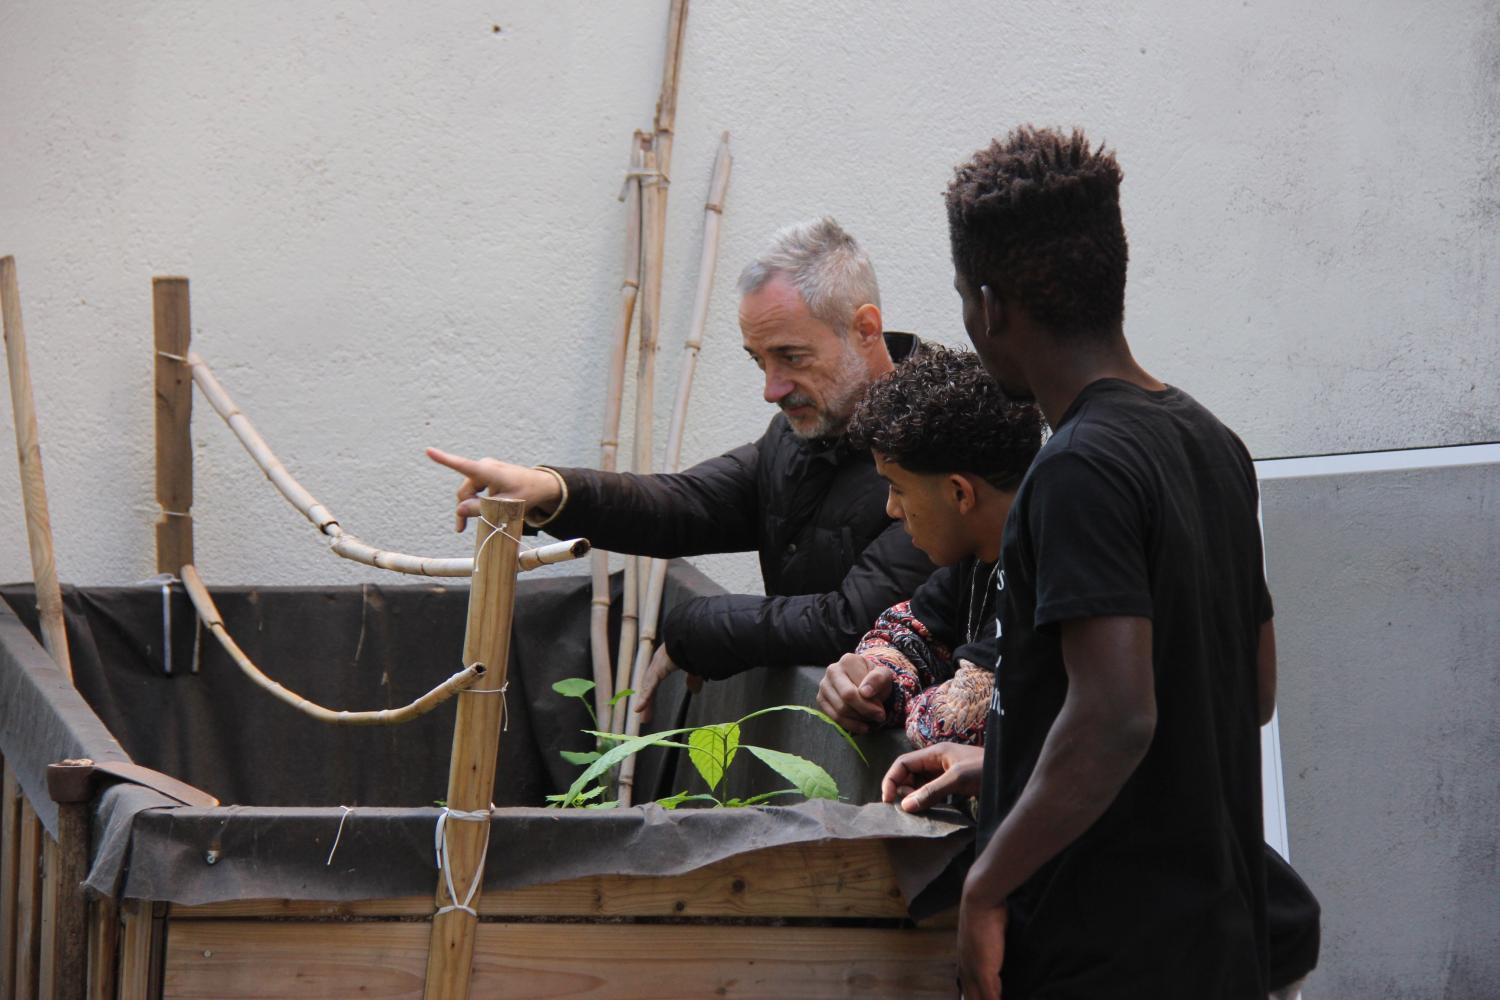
[{"x1": 548, "y1": 679, "x2": 865, "y2": 809}]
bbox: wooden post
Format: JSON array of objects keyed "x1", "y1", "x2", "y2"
[
  {"x1": 15, "y1": 798, "x2": 42, "y2": 999},
  {"x1": 86, "y1": 897, "x2": 118, "y2": 1000},
  {"x1": 1, "y1": 762, "x2": 21, "y2": 998},
  {"x1": 39, "y1": 761, "x2": 92, "y2": 1000},
  {"x1": 153, "y1": 277, "x2": 193, "y2": 575},
  {"x1": 117, "y1": 900, "x2": 162, "y2": 1000},
  {"x1": 423, "y1": 496, "x2": 523, "y2": 1000},
  {"x1": 1, "y1": 256, "x2": 72, "y2": 678}
]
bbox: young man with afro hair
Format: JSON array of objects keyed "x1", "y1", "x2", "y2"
[{"x1": 883, "y1": 127, "x2": 1318, "y2": 999}]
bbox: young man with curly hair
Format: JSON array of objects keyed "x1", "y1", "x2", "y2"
[
  {"x1": 883, "y1": 127, "x2": 1318, "y2": 999},
  {"x1": 815, "y1": 345, "x2": 1044, "y2": 749}
]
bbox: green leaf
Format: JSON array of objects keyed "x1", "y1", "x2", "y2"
[
  {"x1": 654, "y1": 791, "x2": 721, "y2": 810},
  {"x1": 558, "y1": 726, "x2": 699, "y2": 807},
  {"x1": 560, "y1": 749, "x2": 602, "y2": 766},
  {"x1": 687, "y1": 723, "x2": 740, "y2": 793},
  {"x1": 743, "y1": 745, "x2": 839, "y2": 801},
  {"x1": 726, "y1": 789, "x2": 805, "y2": 807},
  {"x1": 737, "y1": 704, "x2": 867, "y2": 764},
  {"x1": 544, "y1": 785, "x2": 605, "y2": 805},
  {"x1": 552, "y1": 677, "x2": 596, "y2": 699},
  {"x1": 609, "y1": 688, "x2": 636, "y2": 707},
  {"x1": 583, "y1": 799, "x2": 620, "y2": 810}
]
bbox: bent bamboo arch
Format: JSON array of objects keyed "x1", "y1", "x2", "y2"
[{"x1": 170, "y1": 350, "x2": 589, "y2": 726}]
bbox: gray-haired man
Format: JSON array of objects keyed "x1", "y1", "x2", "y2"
[{"x1": 429, "y1": 217, "x2": 933, "y2": 712}]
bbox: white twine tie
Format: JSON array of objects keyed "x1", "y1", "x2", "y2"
[
  {"x1": 325, "y1": 805, "x2": 354, "y2": 867},
  {"x1": 433, "y1": 804, "x2": 493, "y2": 917},
  {"x1": 461, "y1": 676, "x2": 510, "y2": 731}
]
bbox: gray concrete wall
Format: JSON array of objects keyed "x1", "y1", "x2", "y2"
[
  {"x1": 1263, "y1": 461, "x2": 1500, "y2": 999},
  {"x1": 1, "y1": 1, "x2": 1498, "y2": 592}
]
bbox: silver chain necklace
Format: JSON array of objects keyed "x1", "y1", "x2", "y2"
[{"x1": 965, "y1": 559, "x2": 1001, "y2": 644}]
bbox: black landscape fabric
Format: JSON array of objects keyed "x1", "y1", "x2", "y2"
[{"x1": 0, "y1": 565, "x2": 970, "y2": 911}]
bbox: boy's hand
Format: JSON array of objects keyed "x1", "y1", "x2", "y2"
[
  {"x1": 817, "y1": 653, "x2": 893, "y2": 734},
  {"x1": 881, "y1": 742, "x2": 985, "y2": 813}
]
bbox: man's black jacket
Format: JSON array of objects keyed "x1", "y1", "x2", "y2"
[{"x1": 545, "y1": 334, "x2": 933, "y2": 678}]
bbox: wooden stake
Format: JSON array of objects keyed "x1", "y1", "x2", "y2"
[
  {"x1": 181, "y1": 563, "x2": 485, "y2": 725},
  {"x1": 619, "y1": 134, "x2": 732, "y2": 804},
  {"x1": 153, "y1": 276, "x2": 194, "y2": 575},
  {"x1": 1, "y1": 256, "x2": 72, "y2": 678},
  {"x1": 423, "y1": 496, "x2": 523, "y2": 1000},
  {"x1": 591, "y1": 136, "x2": 647, "y2": 727}
]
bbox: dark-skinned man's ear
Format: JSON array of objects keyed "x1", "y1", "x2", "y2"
[{"x1": 979, "y1": 284, "x2": 1002, "y2": 339}]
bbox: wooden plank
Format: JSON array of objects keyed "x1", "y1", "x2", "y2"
[
  {"x1": 152, "y1": 276, "x2": 194, "y2": 575},
  {"x1": 164, "y1": 920, "x2": 959, "y2": 999},
  {"x1": 38, "y1": 800, "x2": 88, "y2": 1000},
  {"x1": 16, "y1": 798, "x2": 43, "y2": 999},
  {"x1": 119, "y1": 900, "x2": 162, "y2": 1000},
  {"x1": 1, "y1": 763, "x2": 21, "y2": 998},
  {"x1": 38, "y1": 833, "x2": 58, "y2": 1000},
  {"x1": 87, "y1": 897, "x2": 118, "y2": 1000},
  {"x1": 424, "y1": 497, "x2": 523, "y2": 1000},
  {"x1": 173, "y1": 838, "x2": 909, "y2": 920}
]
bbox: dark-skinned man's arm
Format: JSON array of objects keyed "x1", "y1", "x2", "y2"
[{"x1": 956, "y1": 614, "x2": 1157, "y2": 1000}]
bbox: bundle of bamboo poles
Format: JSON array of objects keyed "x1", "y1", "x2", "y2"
[
  {"x1": 584, "y1": 4, "x2": 739, "y2": 804},
  {"x1": 591, "y1": 1, "x2": 689, "y2": 731},
  {"x1": 616, "y1": 134, "x2": 733, "y2": 804}
]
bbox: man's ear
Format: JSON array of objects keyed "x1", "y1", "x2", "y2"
[
  {"x1": 980, "y1": 284, "x2": 1004, "y2": 339},
  {"x1": 850, "y1": 303, "x2": 883, "y2": 349},
  {"x1": 948, "y1": 473, "x2": 978, "y2": 516}
]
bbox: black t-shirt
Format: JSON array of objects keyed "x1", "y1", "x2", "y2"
[{"x1": 979, "y1": 379, "x2": 1273, "y2": 999}]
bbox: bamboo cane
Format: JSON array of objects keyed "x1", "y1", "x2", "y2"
[
  {"x1": 613, "y1": 134, "x2": 665, "y2": 734},
  {"x1": 185, "y1": 351, "x2": 587, "y2": 576},
  {"x1": 617, "y1": 134, "x2": 732, "y2": 805},
  {"x1": 590, "y1": 136, "x2": 646, "y2": 725},
  {"x1": 652, "y1": 0, "x2": 689, "y2": 227},
  {"x1": 153, "y1": 277, "x2": 194, "y2": 574},
  {"x1": 329, "y1": 534, "x2": 589, "y2": 576},
  {"x1": 423, "y1": 496, "x2": 522, "y2": 1000},
  {"x1": 0, "y1": 257, "x2": 72, "y2": 678},
  {"x1": 181, "y1": 564, "x2": 485, "y2": 724}
]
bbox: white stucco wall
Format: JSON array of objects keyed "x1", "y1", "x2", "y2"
[{"x1": 2, "y1": 0, "x2": 1497, "y2": 592}]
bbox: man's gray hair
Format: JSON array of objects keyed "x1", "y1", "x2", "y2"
[{"x1": 736, "y1": 217, "x2": 881, "y2": 336}]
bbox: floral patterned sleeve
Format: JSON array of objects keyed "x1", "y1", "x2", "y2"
[
  {"x1": 904, "y1": 659, "x2": 993, "y2": 748},
  {"x1": 855, "y1": 599, "x2": 953, "y2": 726}
]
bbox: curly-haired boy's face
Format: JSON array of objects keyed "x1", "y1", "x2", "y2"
[
  {"x1": 874, "y1": 453, "x2": 978, "y2": 567},
  {"x1": 740, "y1": 275, "x2": 880, "y2": 439}
]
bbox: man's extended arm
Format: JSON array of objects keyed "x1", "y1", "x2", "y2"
[
  {"x1": 662, "y1": 518, "x2": 934, "y2": 676},
  {"x1": 543, "y1": 443, "x2": 762, "y2": 557}
]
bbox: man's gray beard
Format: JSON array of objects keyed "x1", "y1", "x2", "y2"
[{"x1": 783, "y1": 341, "x2": 869, "y2": 440}]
